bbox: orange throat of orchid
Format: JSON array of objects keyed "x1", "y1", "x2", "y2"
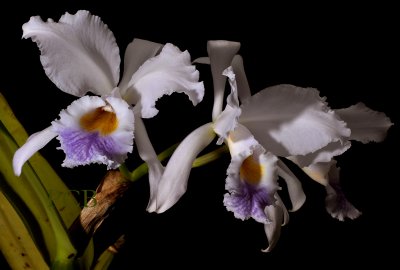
[
  {"x1": 240, "y1": 155, "x2": 264, "y2": 185},
  {"x1": 80, "y1": 105, "x2": 118, "y2": 135}
]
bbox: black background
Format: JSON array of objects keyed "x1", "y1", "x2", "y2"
[{"x1": 1, "y1": 1, "x2": 398, "y2": 268}]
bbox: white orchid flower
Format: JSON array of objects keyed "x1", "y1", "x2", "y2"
[
  {"x1": 13, "y1": 10, "x2": 204, "y2": 176},
  {"x1": 290, "y1": 102, "x2": 393, "y2": 221},
  {"x1": 149, "y1": 40, "x2": 392, "y2": 252},
  {"x1": 221, "y1": 63, "x2": 392, "y2": 249},
  {"x1": 149, "y1": 40, "x2": 350, "y2": 216}
]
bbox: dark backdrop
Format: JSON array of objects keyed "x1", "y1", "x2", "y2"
[{"x1": 1, "y1": 1, "x2": 398, "y2": 268}]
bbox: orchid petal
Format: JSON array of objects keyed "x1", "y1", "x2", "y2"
[
  {"x1": 277, "y1": 160, "x2": 306, "y2": 212},
  {"x1": 224, "y1": 125, "x2": 279, "y2": 223},
  {"x1": 240, "y1": 84, "x2": 350, "y2": 157},
  {"x1": 52, "y1": 96, "x2": 134, "y2": 169},
  {"x1": 227, "y1": 125, "x2": 279, "y2": 193},
  {"x1": 128, "y1": 43, "x2": 204, "y2": 118},
  {"x1": 325, "y1": 165, "x2": 361, "y2": 221},
  {"x1": 336, "y1": 102, "x2": 393, "y2": 143},
  {"x1": 22, "y1": 10, "x2": 120, "y2": 97},
  {"x1": 288, "y1": 140, "x2": 351, "y2": 167},
  {"x1": 232, "y1": 55, "x2": 251, "y2": 102},
  {"x1": 207, "y1": 40, "x2": 241, "y2": 120},
  {"x1": 301, "y1": 160, "x2": 337, "y2": 186},
  {"x1": 13, "y1": 127, "x2": 57, "y2": 176},
  {"x1": 118, "y1": 39, "x2": 162, "y2": 100},
  {"x1": 192, "y1": 57, "x2": 210, "y2": 64},
  {"x1": 225, "y1": 124, "x2": 259, "y2": 158},
  {"x1": 262, "y1": 204, "x2": 284, "y2": 253},
  {"x1": 224, "y1": 150, "x2": 278, "y2": 223},
  {"x1": 275, "y1": 194, "x2": 290, "y2": 226},
  {"x1": 214, "y1": 67, "x2": 241, "y2": 144},
  {"x1": 133, "y1": 113, "x2": 165, "y2": 212},
  {"x1": 152, "y1": 123, "x2": 215, "y2": 213}
]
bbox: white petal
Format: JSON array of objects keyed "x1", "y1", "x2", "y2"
[
  {"x1": 288, "y1": 140, "x2": 351, "y2": 167},
  {"x1": 227, "y1": 125, "x2": 278, "y2": 192},
  {"x1": 214, "y1": 67, "x2": 241, "y2": 144},
  {"x1": 226, "y1": 124, "x2": 261, "y2": 158},
  {"x1": 13, "y1": 127, "x2": 57, "y2": 176},
  {"x1": 192, "y1": 57, "x2": 210, "y2": 64},
  {"x1": 232, "y1": 55, "x2": 251, "y2": 102},
  {"x1": 52, "y1": 96, "x2": 134, "y2": 169},
  {"x1": 224, "y1": 139, "x2": 279, "y2": 223},
  {"x1": 224, "y1": 125, "x2": 279, "y2": 222},
  {"x1": 336, "y1": 102, "x2": 393, "y2": 143},
  {"x1": 240, "y1": 84, "x2": 350, "y2": 157},
  {"x1": 262, "y1": 203, "x2": 284, "y2": 253},
  {"x1": 133, "y1": 113, "x2": 165, "y2": 212},
  {"x1": 105, "y1": 96, "x2": 135, "y2": 148},
  {"x1": 275, "y1": 194, "x2": 290, "y2": 226},
  {"x1": 277, "y1": 160, "x2": 306, "y2": 212},
  {"x1": 301, "y1": 160, "x2": 337, "y2": 186},
  {"x1": 23, "y1": 10, "x2": 120, "y2": 96},
  {"x1": 118, "y1": 39, "x2": 162, "y2": 100},
  {"x1": 325, "y1": 165, "x2": 362, "y2": 221},
  {"x1": 128, "y1": 43, "x2": 204, "y2": 118},
  {"x1": 152, "y1": 123, "x2": 215, "y2": 213},
  {"x1": 207, "y1": 40, "x2": 241, "y2": 120}
]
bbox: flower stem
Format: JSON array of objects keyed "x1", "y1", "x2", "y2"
[
  {"x1": 120, "y1": 143, "x2": 179, "y2": 182},
  {"x1": 192, "y1": 144, "x2": 228, "y2": 167}
]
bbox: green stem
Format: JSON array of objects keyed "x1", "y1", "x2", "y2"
[
  {"x1": 192, "y1": 144, "x2": 229, "y2": 167},
  {"x1": 120, "y1": 143, "x2": 179, "y2": 182}
]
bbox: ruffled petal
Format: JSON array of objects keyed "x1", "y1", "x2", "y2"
[
  {"x1": 232, "y1": 55, "x2": 251, "y2": 102},
  {"x1": 240, "y1": 84, "x2": 350, "y2": 157},
  {"x1": 133, "y1": 112, "x2": 165, "y2": 212},
  {"x1": 224, "y1": 150, "x2": 278, "y2": 223},
  {"x1": 325, "y1": 165, "x2": 362, "y2": 221},
  {"x1": 13, "y1": 127, "x2": 57, "y2": 176},
  {"x1": 22, "y1": 10, "x2": 120, "y2": 96},
  {"x1": 192, "y1": 54, "x2": 252, "y2": 103},
  {"x1": 118, "y1": 39, "x2": 162, "y2": 100},
  {"x1": 262, "y1": 203, "x2": 284, "y2": 253},
  {"x1": 214, "y1": 67, "x2": 241, "y2": 144},
  {"x1": 224, "y1": 125, "x2": 279, "y2": 223},
  {"x1": 52, "y1": 96, "x2": 134, "y2": 169},
  {"x1": 335, "y1": 102, "x2": 393, "y2": 143},
  {"x1": 151, "y1": 123, "x2": 215, "y2": 213},
  {"x1": 207, "y1": 40, "x2": 241, "y2": 120},
  {"x1": 128, "y1": 43, "x2": 204, "y2": 118},
  {"x1": 223, "y1": 181, "x2": 272, "y2": 223},
  {"x1": 288, "y1": 140, "x2": 351, "y2": 167},
  {"x1": 277, "y1": 160, "x2": 306, "y2": 212}
]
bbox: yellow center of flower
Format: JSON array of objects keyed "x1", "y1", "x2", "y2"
[
  {"x1": 240, "y1": 155, "x2": 264, "y2": 185},
  {"x1": 80, "y1": 105, "x2": 118, "y2": 135}
]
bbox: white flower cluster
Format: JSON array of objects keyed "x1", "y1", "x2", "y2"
[{"x1": 14, "y1": 10, "x2": 393, "y2": 252}]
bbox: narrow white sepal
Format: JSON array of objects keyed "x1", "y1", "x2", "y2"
[{"x1": 13, "y1": 127, "x2": 57, "y2": 176}]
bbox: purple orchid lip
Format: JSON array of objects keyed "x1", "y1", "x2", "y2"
[
  {"x1": 224, "y1": 181, "x2": 274, "y2": 224},
  {"x1": 50, "y1": 95, "x2": 135, "y2": 170},
  {"x1": 58, "y1": 128, "x2": 124, "y2": 169}
]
